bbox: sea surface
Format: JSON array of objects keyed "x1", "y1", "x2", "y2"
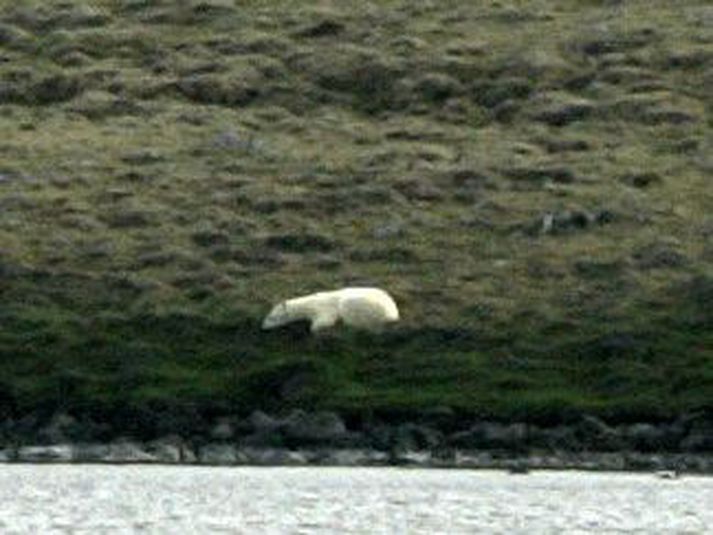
[{"x1": 0, "y1": 465, "x2": 710, "y2": 533}]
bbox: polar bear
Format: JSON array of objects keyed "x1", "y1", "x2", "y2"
[{"x1": 262, "y1": 287, "x2": 400, "y2": 333}]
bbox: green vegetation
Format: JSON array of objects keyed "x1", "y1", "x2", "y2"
[{"x1": 1, "y1": 0, "x2": 711, "y2": 427}]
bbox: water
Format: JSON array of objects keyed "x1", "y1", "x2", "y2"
[{"x1": 0, "y1": 465, "x2": 710, "y2": 534}]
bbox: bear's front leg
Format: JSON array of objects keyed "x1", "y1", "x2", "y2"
[{"x1": 309, "y1": 312, "x2": 339, "y2": 333}]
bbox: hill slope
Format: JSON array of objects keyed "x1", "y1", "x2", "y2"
[{"x1": 1, "y1": 0, "x2": 711, "y2": 427}]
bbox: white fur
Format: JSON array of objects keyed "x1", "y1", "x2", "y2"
[{"x1": 262, "y1": 287, "x2": 400, "y2": 333}]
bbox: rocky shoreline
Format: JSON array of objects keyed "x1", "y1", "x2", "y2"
[
  {"x1": 1, "y1": 409, "x2": 711, "y2": 473},
  {"x1": 2, "y1": 443, "x2": 713, "y2": 475}
]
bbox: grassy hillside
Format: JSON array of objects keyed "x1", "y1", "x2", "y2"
[{"x1": 1, "y1": 0, "x2": 711, "y2": 427}]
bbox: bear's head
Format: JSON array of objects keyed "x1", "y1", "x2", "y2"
[{"x1": 261, "y1": 301, "x2": 290, "y2": 330}]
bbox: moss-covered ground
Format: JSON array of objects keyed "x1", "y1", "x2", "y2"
[{"x1": 1, "y1": 0, "x2": 711, "y2": 428}]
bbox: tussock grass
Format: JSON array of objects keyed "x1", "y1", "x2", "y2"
[{"x1": 0, "y1": 0, "x2": 711, "y2": 425}]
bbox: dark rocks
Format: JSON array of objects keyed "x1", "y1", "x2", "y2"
[
  {"x1": 619, "y1": 171, "x2": 662, "y2": 189},
  {"x1": 314, "y1": 48, "x2": 400, "y2": 96},
  {"x1": 282, "y1": 410, "x2": 348, "y2": 444},
  {"x1": 666, "y1": 48, "x2": 713, "y2": 70},
  {"x1": 210, "y1": 130, "x2": 262, "y2": 153},
  {"x1": 419, "y1": 406, "x2": 458, "y2": 430},
  {"x1": 542, "y1": 138, "x2": 591, "y2": 153},
  {"x1": 68, "y1": 91, "x2": 142, "y2": 120},
  {"x1": 41, "y1": 5, "x2": 111, "y2": 29},
  {"x1": 2, "y1": 408, "x2": 712, "y2": 471},
  {"x1": 371, "y1": 221, "x2": 405, "y2": 240},
  {"x1": 473, "y1": 77, "x2": 534, "y2": 109},
  {"x1": 529, "y1": 92, "x2": 596, "y2": 126},
  {"x1": 525, "y1": 209, "x2": 615, "y2": 236},
  {"x1": 384, "y1": 127, "x2": 448, "y2": 142},
  {"x1": 679, "y1": 419, "x2": 713, "y2": 453},
  {"x1": 294, "y1": 19, "x2": 345, "y2": 39},
  {"x1": 533, "y1": 99, "x2": 595, "y2": 126},
  {"x1": 198, "y1": 444, "x2": 244, "y2": 465},
  {"x1": 574, "y1": 28, "x2": 659, "y2": 57},
  {"x1": 574, "y1": 259, "x2": 625, "y2": 279},
  {"x1": 413, "y1": 73, "x2": 463, "y2": 102},
  {"x1": 101, "y1": 188, "x2": 134, "y2": 202},
  {"x1": 392, "y1": 450, "x2": 433, "y2": 466},
  {"x1": 453, "y1": 422, "x2": 529, "y2": 451},
  {"x1": 264, "y1": 233, "x2": 336, "y2": 253},
  {"x1": 516, "y1": 417, "x2": 627, "y2": 453},
  {"x1": 575, "y1": 415, "x2": 625, "y2": 452},
  {"x1": 621, "y1": 423, "x2": 671, "y2": 452},
  {"x1": 209, "y1": 418, "x2": 235, "y2": 441},
  {"x1": 248, "y1": 410, "x2": 281, "y2": 432},
  {"x1": 633, "y1": 243, "x2": 687, "y2": 270},
  {"x1": 176, "y1": 73, "x2": 261, "y2": 107},
  {"x1": 239, "y1": 429, "x2": 285, "y2": 449},
  {"x1": 88, "y1": 440, "x2": 158, "y2": 463},
  {"x1": 604, "y1": 94, "x2": 699, "y2": 125},
  {"x1": 319, "y1": 449, "x2": 389, "y2": 466},
  {"x1": 598, "y1": 65, "x2": 659, "y2": 86},
  {"x1": 364, "y1": 424, "x2": 393, "y2": 451},
  {"x1": 120, "y1": 149, "x2": 165, "y2": 165},
  {"x1": 0, "y1": 23, "x2": 29, "y2": 48},
  {"x1": 237, "y1": 410, "x2": 351, "y2": 449},
  {"x1": 0, "y1": 193, "x2": 38, "y2": 211},
  {"x1": 642, "y1": 107, "x2": 697, "y2": 125},
  {"x1": 289, "y1": 45, "x2": 402, "y2": 113},
  {"x1": 349, "y1": 246, "x2": 418, "y2": 263},
  {"x1": 18, "y1": 73, "x2": 86, "y2": 105},
  {"x1": 506, "y1": 460, "x2": 531, "y2": 474},
  {"x1": 529, "y1": 425, "x2": 581, "y2": 451},
  {"x1": 312, "y1": 253, "x2": 342, "y2": 270},
  {"x1": 450, "y1": 168, "x2": 490, "y2": 186},
  {"x1": 231, "y1": 248, "x2": 286, "y2": 268},
  {"x1": 241, "y1": 447, "x2": 309, "y2": 466},
  {"x1": 36, "y1": 412, "x2": 80, "y2": 444},
  {"x1": 392, "y1": 423, "x2": 444, "y2": 452},
  {"x1": 116, "y1": 171, "x2": 153, "y2": 183},
  {"x1": 146, "y1": 436, "x2": 194, "y2": 463},
  {"x1": 17, "y1": 444, "x2": 73, "y2": 462},
  {"x1": 395, "y1": 178, "x2": 444, "y2": 201},
  {"x1": 492, "y1": 99, "x2": 522, "y2": 122},
  {"x1": 135, "y1": 251, "x2": 178, "y2": 268},
  {"x1": 449, "y1": 168, "x2": 496, "y2": 198},
  {"x1": 191, "y1": 229, "x2": 230, "y2": 247},
  {"x1": 103, "y1": 209, "x2": 153, "y2": 229},
  {"x1": 503, "y1": 166, "x2": 577, "y2": 185}
]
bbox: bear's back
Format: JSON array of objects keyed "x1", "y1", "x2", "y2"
[{"x1": 336, "y1": 287, "x2": 399, "y2": 328}]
